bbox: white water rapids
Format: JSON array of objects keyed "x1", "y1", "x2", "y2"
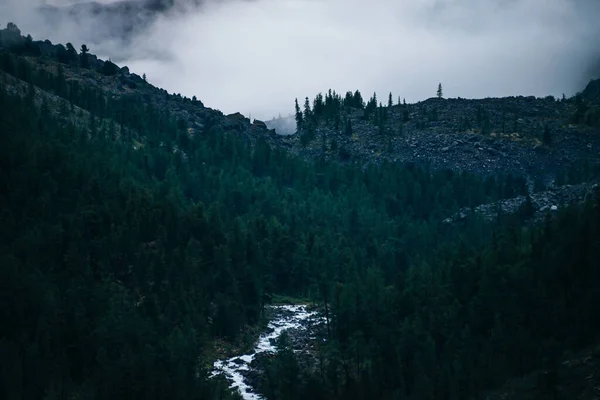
[{"x1": 210, "y1": 304, "x2": 322, "y2": 400}]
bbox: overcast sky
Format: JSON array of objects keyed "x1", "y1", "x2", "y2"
[{"x1": 2, "y1": 0, "x2": 600, "y2": 120}]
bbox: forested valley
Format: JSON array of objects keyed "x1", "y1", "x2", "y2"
[{"x1": 1, "y1": 25, "x2": 600, "y2": 400}]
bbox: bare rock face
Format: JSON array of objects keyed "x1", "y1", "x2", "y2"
[
  {"x1": 443, "y1": 182, "x2": 600, "y2": 224},
  {"x1": 286, "y1": 94, "x2": 600, "y2": 180},
  {"x1": 252, "y1": 119, "x2": 267, "y2": 129},
  {"x1": 227, "y1": 112, "x2": 249, "y2": 122}
]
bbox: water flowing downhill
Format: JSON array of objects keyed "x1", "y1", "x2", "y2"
[{"x1": 210, "y1": 304, "x2": 324, "y2": 400}]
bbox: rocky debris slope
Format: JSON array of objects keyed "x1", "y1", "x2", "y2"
[
  {"x1": 283, "y1": 94, "x2": 600, "y2": 178},
  {"x1": 443, "y1": 182, "x2": 600, "y2": 224}
]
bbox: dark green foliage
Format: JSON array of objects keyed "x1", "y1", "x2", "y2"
[
  {"x1": 300, "y1": 128, "x2": 316, "y2": 147},
  {"x1": 295, "y1": 98, "x2": 303, "y2": 130},
  {"x1": 262, "y1": 333, "x2": 301, "y2": 400},
  {"x1": 65, "y1": 43, "x2": 78, "y2": 63},
  {"x1": 80, "y1": 44, "x2": 89, "y2": 68},
  {"x1": 56, "y1": 44, "x2": 70, "y2": 64},
  {"x1": 519, "y1": 194, "x2": 536, "y2": 220},
  {"x1": 338, "y1": 146, "x2": 351, "y2": 161},
  {"x1": 352, "y1": 90, "x2": 364, "y2": 108},
  {"x1": 282, "y1": 193, "x2": 600, "y2": 400},
  {"x1": 330, "y1": 138, "x2": 338, "y2": 151},
  {"x1": 100, "y1": 60, "x2": 119, "y2": 76},
  {"x1": 572, "y1": 89, "x2": 600, "y2": 127},
  {"x1": 0, "y1": 83, "x2": 246, "y2": 400},
  {"x1": 2, "y1": 40, "x2": 599, "y2": 400}
]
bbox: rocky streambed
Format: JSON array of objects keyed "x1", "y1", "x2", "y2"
[{"x1": 210, "y1": 304, "x2": 325, "y2": 400}]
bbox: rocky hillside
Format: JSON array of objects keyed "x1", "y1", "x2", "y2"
[
  {"x1": 2, "y1": 21, "x2": 599, "y2": 186},
  {"x1": 443, "y1": 182, "x2": 600, "y2": 225},
  {"x1": 283, "y1": 90, "x2": 600, "y2": 180},
  {"x1": 0, "y1": 23, "x2": 281, "y2": 151},
  {"x1": 3, "y1": 21, "x2": 600, "y2": 400}
]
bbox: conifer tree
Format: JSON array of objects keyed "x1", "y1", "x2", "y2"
[
  {"x1": 353, "y1": 90, "x2": 364, "y2": 108},
  {"x1": 80, "y1": 44, "x2": 89, "y2": 68},
  {"x1": 303, "y1": 97, "x2": 312, "y2": 121},
  {"x1": 295, "y1": 98, "x2": 303, "y2": 130}
]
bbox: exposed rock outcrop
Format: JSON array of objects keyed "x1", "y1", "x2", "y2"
[
  {"x1": 252, "y1": 119, "x2": 267, "y2": 129},
  {"x1": 282, "y1": 95, "x2": 600, "y2": 179},
  {"x1": 443, "y1": 182, "x2": 600, "y2": 224}
]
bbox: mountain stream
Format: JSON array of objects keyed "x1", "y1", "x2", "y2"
[{"x1": 210, "y1": 304, "x2": 323, "y2": 400}]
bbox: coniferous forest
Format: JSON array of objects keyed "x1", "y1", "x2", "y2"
[{"x1": 1, "y1": 26, "x2": 600, "y2": 400}]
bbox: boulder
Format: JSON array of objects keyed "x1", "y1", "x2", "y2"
[
  {"x1": 227, "y1": 112, "x2": 249, "y2": 122},
  {"x1": 252, "y1": 119, "x2": 267, "y2": 129}
]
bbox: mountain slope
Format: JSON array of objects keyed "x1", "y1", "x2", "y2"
[
  {"x1": 284, "y1": 90, "x2": 600, "y2": 179},
  {"x1": 2, "y1": 23, "x2": 600, "y2": 400}
]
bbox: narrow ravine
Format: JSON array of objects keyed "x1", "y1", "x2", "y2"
[{"x1": 210, "y1": 304, "x2": 323, "y2": 400}]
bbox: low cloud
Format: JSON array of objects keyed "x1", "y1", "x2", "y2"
[{"x1": 2, "y1": 0, "x2": 600, "y2": 120}]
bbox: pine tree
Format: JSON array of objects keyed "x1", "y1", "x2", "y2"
[
  {"x1": 65, "y1": 43, "x2": 78, "y2": 63},
  {"x1": 295, "y1": 98, "x2": 303, "y2": 130},
  {"x1": 437, "y1": 83, "x2": 443, "y2": 99},
  {"x1": 353, "y1": 90, "x2": 364, "y2": 108},
  {"x1": 303, "y1": 97, "x2": 311, "y2": 121},
  {"x1": 80, "y1": 44, "x2": 89, "y2": 68},
  {"x1": 388, "y1": 92, "x2": 393, "y2": 107}
]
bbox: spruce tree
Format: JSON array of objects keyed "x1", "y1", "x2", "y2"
[
  {"x1": 303, "y1": 97, "x2": 311, "y2": 121},
  {"x1": 353, "y1": 90, "x2": 364, "y2": 108},
  {"x1": 295, "y1": 98, "x2": 303, "y2": 130},
  {"x1": 80, "y1": 44, "x2": 89, "y2": 68}
]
